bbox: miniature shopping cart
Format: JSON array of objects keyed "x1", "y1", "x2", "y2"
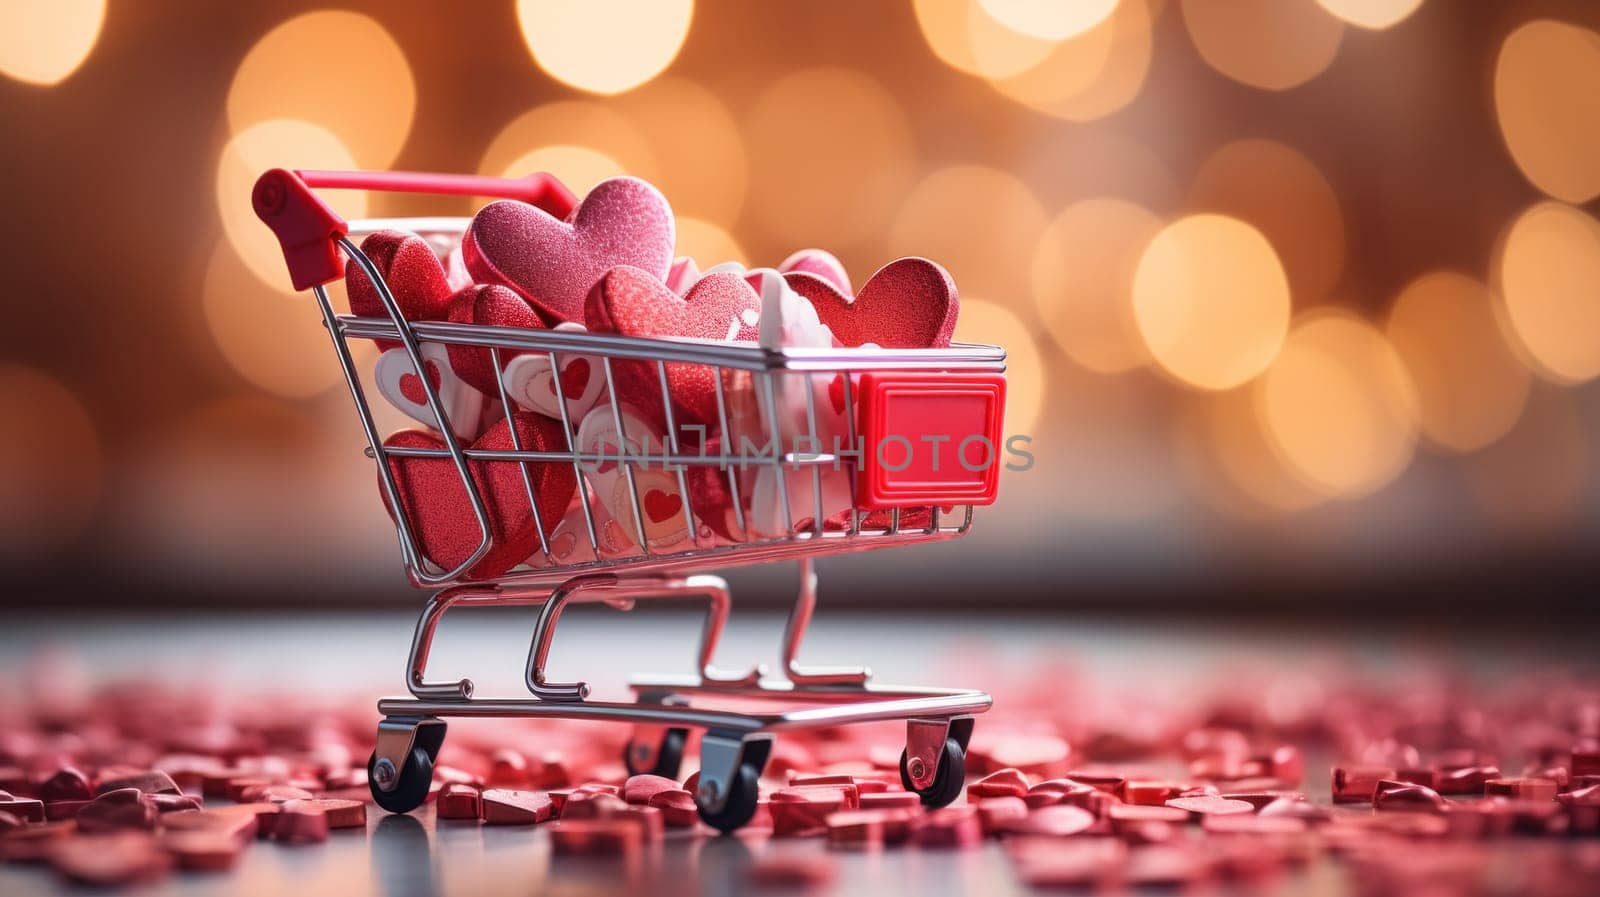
[{"x1": 253, "y1": 168, "x2": 1008, "y2": 831}]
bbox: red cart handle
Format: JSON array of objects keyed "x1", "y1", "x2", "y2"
[{"x1": 252, "y1": 168, "x2": 578, "y2": 291}]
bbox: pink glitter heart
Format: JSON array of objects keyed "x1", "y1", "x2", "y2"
[{"x1": 464, "y1": 176, "x2": 676, "y2": 325}]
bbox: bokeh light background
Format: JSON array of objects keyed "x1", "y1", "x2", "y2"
[{"x1": 2, "y1": 0, "x2": 1599, "y2": 610}]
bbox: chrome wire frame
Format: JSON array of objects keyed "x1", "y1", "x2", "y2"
[{"x1": 319, "y1": 223, "x2": 997, "y2": 769}]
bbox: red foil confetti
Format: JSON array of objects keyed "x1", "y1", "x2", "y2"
[{"x1": 0, "y1": 658, "x2": 1598, "y2": 893}]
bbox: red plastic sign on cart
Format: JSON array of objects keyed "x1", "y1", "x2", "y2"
[{"x1": 856, "y1": 372, "x2": 1006, "y2": 508}]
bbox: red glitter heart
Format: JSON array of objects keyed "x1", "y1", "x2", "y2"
[
  {"x1": 464, "y1": 177, "x2": 676, "y2": 324},
  {"x1": 398, "y1": 360, "x2": 442, "y2": 406},
  {"x1": 381, "y1": 413, "x2": 577, "y2": 580},
  {"x1": 346, "y1": 230, "x2": 454, "y2": 351},
  {"x1": 784, "y1": 257, "x2": 959, "y2": 349},
  {"x1": 585, "y1": 266, "x2": 760, "y2": 426},
  {"x1": 642, "y1": 489, "x2": 683, "y2": 524},
  {"x1": 445, "y1": 284, "x2": 545, "y2": 396}
]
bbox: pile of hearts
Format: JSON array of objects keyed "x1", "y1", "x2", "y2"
[{"x1": 357, "y1": 176, "x2": 961, "y2": 580}]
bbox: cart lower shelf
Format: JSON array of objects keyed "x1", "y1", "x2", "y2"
[
  {"x1": 370, "y1": 680, "x2": 989, "y2": 831},
  {"x1": 368, "y1": 562, "x2": 991, "y2": 830}
]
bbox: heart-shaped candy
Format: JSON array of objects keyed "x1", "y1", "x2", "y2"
[
  {"x1": 784, "y1": 257, "x2": 959, "y2": 349},
  {"x1": 374, "y1": 342, "x2": 488, "y2": 440},
  {"x1": 464, "y1": 176, "x2": 676, "y2": 324},
  {"x1": 585, "y1": 265, "x2": 761, "y2": 426},
  {"x1": 444, "y1": 284, "x2": 546, "y2": 397},
  {"x1": 381, "y1": 413, "x2": 577, "y2": 580},
  {"x1": 778, "y1": 248, "x2": 852, "y2": 295},
  {"x1": 346, "y1": 230, "x2": 455, "y2": 350},
  {"x1": 500, "y1": 322, "x2": 604, "y2": 422},
  {"x1": 574, "y1": 402, "x2": 718, "y2": 551}
]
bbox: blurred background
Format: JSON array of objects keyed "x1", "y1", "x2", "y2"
[{"x1": 2, "y1": 0, "x2": 1599, "y2": 613}]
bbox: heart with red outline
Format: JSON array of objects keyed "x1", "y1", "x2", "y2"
[
  {"x1": 346, "y1": 230, "x2": 455, "y2": 351},
  {"x1": 585, "y1": 265, "x2": 761, "y2": 427},
  {"x1": 783, "y1": 257, "x2": 959, "y2": 349},
  {"x1": 500, "y1": 322, "x2": 605, "y2": 422},
  {"x1": 443, "y1": 284, "x2": 546, "y2": 397},
  {"x1": 464, "y1": 176, "x2": 675, "y2": 325},
  {"x1": 573, "y1": 402, "x2": 718, "y2": 551},
  {"x1": 381, "y1": 412, "x2": 577, "y2": 580},
  {"x1": 373, "y1": 342, "x2": 487, "y2": 440},
  {"x1": 528, "y1": 494, "x2": 634, "y2": 566}
]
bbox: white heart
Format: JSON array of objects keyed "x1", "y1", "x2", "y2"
[
  {"x1": 373, "y1": 343, "x2": 486, "y2": 439},
  {"x1": 746, "y1": 462, "x2": 854, "y2": 538},
  {"x1": 526, "y1": 494, "x2": 632, "y2": 567},
  {"x1": 574, "y1": 402, "x2": 697, "y2": 551},
  {"x1": 720, "y1": 363, "x2": 855, "y2": 538},
  {"x1": 499, "y1": 322, "x2": 604, "y2": 421}
]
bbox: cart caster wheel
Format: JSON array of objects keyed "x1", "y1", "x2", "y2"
[
  {"x1": 368, "y1": 747, "x2": 434, "y2": 814},
  {"x1": 695, "y1": 762, "x2": 761, "y2": 833},
  {"x1": 624, "y1": 727, "x2": 688, "y2": 779},
  {"x1": 899, "y1": 737, "x2": 966, "y2": 808}
]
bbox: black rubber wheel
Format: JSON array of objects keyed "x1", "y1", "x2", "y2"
[
  {"x1": 696, "y1": 762, "x2": 761, "y2": 833},
  {"x1": 899, "y1": 738, "x2": 965, "y2": 808},
  {"x1": 368, "y1": 746, "x2": 434, "y2": 814},
  {"x1": 624, "y1": 727, "x2": 688, "y2": 779}
]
